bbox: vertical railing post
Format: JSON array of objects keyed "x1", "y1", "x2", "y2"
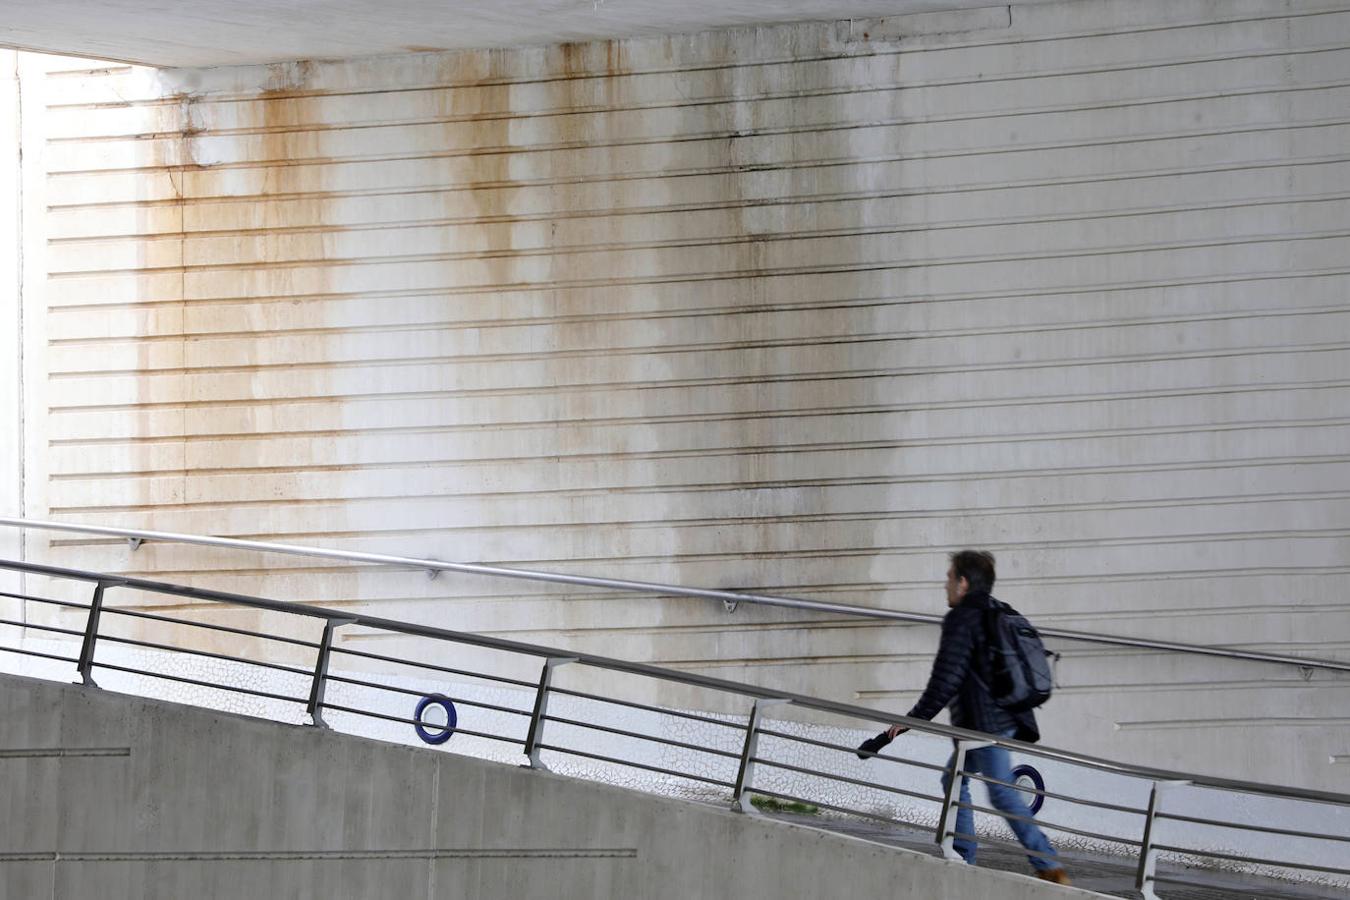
[
  {"x1": 305, "y1": 617, "x2": 354, "y2": 728},
  {"x1": 75, "y1": 581, "x2": 111, "y2": 687},
  {"x1": 522, "y1": 657, "x2": 577, "y2": 770},
  {"x1": 936, "y1": 739, "x2": 991, "y2": 860},
  {"x1": 1136, "y1": 780, "x2": 1186, "y2": 900},
  {"x1": 732, "y1": 697, "x2": 788, "y2": 813}
]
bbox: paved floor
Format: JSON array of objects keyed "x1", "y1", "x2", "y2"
[{"x1": 766, "y1": 811, "x2": 1350, "y2": 900}]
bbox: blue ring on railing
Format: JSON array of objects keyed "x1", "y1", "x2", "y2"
[
  {"x1": 413, "y1": 694, "x2": 458, "y2": 745},
  {"x1": 1010, "y1": 763, "x2": 1046, "y2": 815}
]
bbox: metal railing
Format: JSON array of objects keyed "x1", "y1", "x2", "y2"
[
  {"x1": 2, "y1": 517, "x2": 1347, "y2": 675},
  {"x1": 0, "y1": 555, "x2": 1347, "y2": 898}
]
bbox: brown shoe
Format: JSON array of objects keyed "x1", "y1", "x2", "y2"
[{"x1": 1036, "y1": 868, "x2": 1071, "y2": 885}]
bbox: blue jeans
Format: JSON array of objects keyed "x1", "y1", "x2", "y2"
[{"x1": 941, "y1": 730, "x2": 1060, "y2": 872}]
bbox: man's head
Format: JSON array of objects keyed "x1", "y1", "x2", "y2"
[{"x1": 946, "y1": 549, "x2": 996, "y2": 607}]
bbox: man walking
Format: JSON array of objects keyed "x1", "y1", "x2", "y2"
[{"x1": 887, "y1": 550, "x2": 1071, "y2": 885}]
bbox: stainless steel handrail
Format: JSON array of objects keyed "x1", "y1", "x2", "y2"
[
  {"x1": 2, "y1": 516, "x2": 1347, "y2": 675},
  {"x1": 2, "y1": 554, "x2": 1347, "y2": 897},
  {"x1": 2, "y1": 554, "x2": 1346, "y2": 809}
]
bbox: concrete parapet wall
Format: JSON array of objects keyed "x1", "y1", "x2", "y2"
[{"x1": 0, "y1": 672, "x2": 1094, "y2": 900}]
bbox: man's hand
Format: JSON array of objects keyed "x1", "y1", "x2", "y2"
[{"x1": 885, "y1": 724, "x2": 909, "y2": 739}]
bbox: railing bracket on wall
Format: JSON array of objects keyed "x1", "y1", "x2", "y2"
[{"x1": 5, "y1": 517, "x2": 1347, "y2": 677}]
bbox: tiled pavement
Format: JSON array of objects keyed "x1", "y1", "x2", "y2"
[{"x1": 765, "y1": 812, "x2": 1350, "y2": 900}]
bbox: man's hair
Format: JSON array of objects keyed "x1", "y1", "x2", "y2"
[{"x1": 950, "y1": 549, "x2": 996, "y2": 594}]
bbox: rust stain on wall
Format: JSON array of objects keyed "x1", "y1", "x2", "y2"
[
  {"x1": 433, "y1": 50, "x2": 519, "y2": 461},
  {"x1": 117, "y1": 59, "x2": 349, "y2": 656},
  {"x1": 547, "y1": 40, "x2": 632, "y2": 572}
]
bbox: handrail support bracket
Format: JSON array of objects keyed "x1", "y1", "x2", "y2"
[
  {"x1": 75, "y1": 580, "x2": 114, "y2": 688},
  {"x1": 305, "y1": 616, "x2": 356, "y2": 728},
  {"x1": 731, "y1": 697, "x2": 789, "y2": 814},
  {"x1": 1136, "y1": 779, "x2": 1189, "y2": 900},
  {"x1": 523, "y1": 657, "x2": 578, "y2": 771},
  {"x1": 936, "y1": 739, "x2": 992, "y2": 860}
]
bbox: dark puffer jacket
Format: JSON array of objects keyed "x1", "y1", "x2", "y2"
[{"x1": 905, "y1": 590, "x2": 1039, "y2": 743}]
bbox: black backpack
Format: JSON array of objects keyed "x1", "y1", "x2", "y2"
[{"x1": 981, "y1": 600, "x2": 1057, "y2": 712}]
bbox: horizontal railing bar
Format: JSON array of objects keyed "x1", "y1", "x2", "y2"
[
  {"x1": 0, "y1": 617, "x2": 85, "y2": 638},
  {"x1": 749, "y1": 787, "x2": 932, "y2": 833},
  {"x1": 1153, "y1": 844, "x2": 1350, "y2": 877},
  {"x1": 751, "y1": 756, "x2": 943, "y2": 805},
  {"x1": 0, "y1": 646, "x2": 79, "y2": 664},
  {"x1": 329, "y1": 645, "x2": 538, "y2": 688},
  {"x1": 417, "y1": 695, "x2": 530, "y2": 718},
  {"x1": 2, "y1": 554, "x2": 1347, "y2": 810},
  {"x1": 91, "y1": 661, "x2": 308, "y2": 705},
  {"x1": 1156, "y1": 811, "x2": 1350, "y2": 843},
  {"x1": 756, "y1": 726, "x2": 949, "y2": 773},
  {"x1": 951, "y1": 732, "x2": 1176, "y2": 777},
  {"x1": 954, "y1": 795, "x2": 1120, "y2": 839},
  {"x1": 541, "y1": 713, "x2": 742, "y2": 760},
  {"x1": 320, "y1": 702, "x2": 522, "y2": 745},
  {"x1": 0, "y1": 559, "x2": 321, "y2": 619},
  {"x1": 1150, "y1": 871, "x2": 1313, "y2": 895},
  {"x1": 325, "y1": 674, "x2": 532, "y2": 717},
  {"x1": 948, "y1": 829, "x2": 1061, "y2": 858},
  {"x1": 94, "y1": 633, "x2": 314, "y2": 677},
  {"x1": 962, "y1": 769, "x2": 1148, "y2": 815},
  {"x1": 548, "y1": 686, "x2": 748, "y2": 730},
  {"x1": 956, "y1": 800, "x2": 1143, "y2": 847},
  {"x1": 0, "y1": 589, "x2": 90, "y2": 611},
  {"x1": 7, "y1": 518, "x2": 1347, "y2": 675},
  {"x1": 535, "y1": 744, "x2": 736, "y2": 789},
  {"x1": 100, "y1": 605, "x2": 320, "y2": 648}
]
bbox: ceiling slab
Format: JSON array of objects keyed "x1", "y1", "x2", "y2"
[{"x1": 0, "y1": 0, "x2": 1048, "y2": 68}]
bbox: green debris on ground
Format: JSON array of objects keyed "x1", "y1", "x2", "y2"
[{"x1": 750, "y1": 795, "x2": 820, "y2": 815}]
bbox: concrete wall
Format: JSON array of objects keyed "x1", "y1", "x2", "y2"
[
  {"x1": 6, "y1": 0, "x2": 1350, "y2": 790},
  {"x1": 0, "y1": 671, "x2": 1095, "y2": 900}
]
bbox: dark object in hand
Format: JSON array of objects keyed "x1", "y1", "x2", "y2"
[{"x1": 855, "y1": 731, "x2": 893, "y2": 759}]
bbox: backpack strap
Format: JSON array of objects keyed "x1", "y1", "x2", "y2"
[
  {"x1": 980, "y1": 598, "x2": 1012, "y2": 648},
  {"x1": 975, "y1": 598, "x2": 1009, "y2": 689}
]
